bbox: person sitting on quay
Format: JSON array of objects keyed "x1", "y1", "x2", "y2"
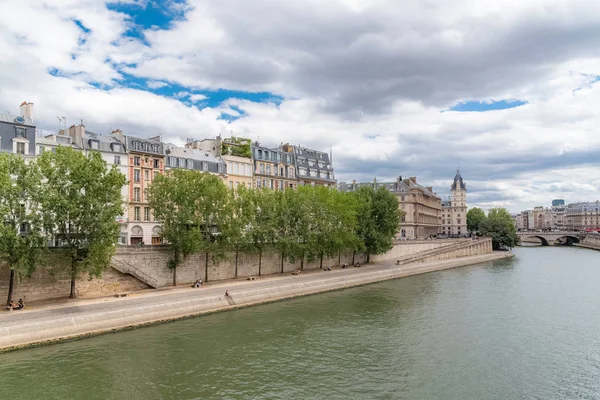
[
  {"x1": 192, "y1": 279, "x2": 203, "y2": 288},
  {"x1": 17, "y1": 299, "x2": 24, "y2": 309},
  {"x1": 292, "y1": 268, "x2": 301, "y2": 275},
  {"x1": 6, "y1": 300, "x2": 19, "y2": 311},
  {"x1": 224, "y1": 290, "x2": 230, "y2": 297}
]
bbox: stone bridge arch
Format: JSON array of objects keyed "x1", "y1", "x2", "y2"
[
  {"x1": 522, "y1": 235, "x2": 551, "y2": 246},
  {"x1": 554, "y1": 235, "x2": 581, "y2": 245}
]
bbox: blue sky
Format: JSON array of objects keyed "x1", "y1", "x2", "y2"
[{"x1": 448, "y1": 100, "x2": 528, "y2": 112}]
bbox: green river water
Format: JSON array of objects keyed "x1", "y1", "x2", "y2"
[{"x1": 1, "y1": 246, "x2": 600, "y2": 399}]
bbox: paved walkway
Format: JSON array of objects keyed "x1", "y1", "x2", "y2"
[{"x1": 0, "y1": 252, "x2": 512, "y2": 351}]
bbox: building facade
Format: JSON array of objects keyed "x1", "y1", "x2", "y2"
[
  {"x1": 251, "y1": 143, "x2": 298, "y2": 190},
  {"x1": 565, "y1": 201, "x2": 600, "y2": 232},
  {"x1": 440, "y1": 170, "x2": 467, "y2": 236},
  {"x1": 338, "y1": 176, "x2": 442, "y2": 240},
  {"x1": 291, "y1": 145, "x2": 335, "y2": 187},
  {"x1": 126, "y1": 135, "x2": 165, "y2": 245},
  {"x1": 0, "y1": 102, "x2": 36, "y2": 158}
]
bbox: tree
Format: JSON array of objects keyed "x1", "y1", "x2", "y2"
[
  {"x1": 0, "y1": 154, "x2": 46, "y2": 306},
  {"x1": 353, "y1": 186, "x2": 402, "y2": 263},
  {"x1": 222, "y1": 185, "x2": 256, "y2": 278},
  {"x1": 245, "y1": 188, "x2": 279, "y2": 276},
  {"x1": 149, "y1": 170, "x2": 232, "y2": 284},
  {"x1": 303, "y1": 186, "x2": 359, "y2": 268},
  {"x1": 467, "y1": 207, "x2": 487, "y2": 233},
  {"x1": 38, "y1": 147, "x2": 126, "y2": 299},
  {"x1": 479, "y1": 207, "x2": 518, "y2": 250}
]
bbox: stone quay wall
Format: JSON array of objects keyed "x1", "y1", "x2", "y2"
[{"x1": 0, "y1": 239, "x2": 492, "y2": 303}]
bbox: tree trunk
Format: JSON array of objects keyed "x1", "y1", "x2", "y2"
[
  {"x1": 319, "y1": 251, "x2": 323, "y2": 269},
  {"x1": 235, "y1": 248, "x2": 239, "y2": 278},
  {"x1": 338, "y1": 250, "x2": 341, "y2": 266},
  {"x1": 366, "y1": 251, "x2": 370, "y2": 264},
  {"x1": 258, "y1": 249, "x2": 262, "y2": 276},
  {"x1": 352, "y1": 251, "x2": 355, "y2": 265},
  {"x1": 172, "y1": 266, "x2": 177, "y2": 286},
  {"x1": 69, "y1": 260, "x2": 77, "y2": 299},
  {"x1": 281, "y1": 251, "x2": 284, "y2": 274},
  {"x1": 205, "y1": 252, "x2": 209, "y2": 282},
  {"x1": 300, "y1": 250, "x2": 304, "y2": 271},
  {"x1": 6, "y1": 268, "x2": 15, "y2": 307}
]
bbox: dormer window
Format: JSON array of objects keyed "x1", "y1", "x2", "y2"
[
  {"x1": 90, "y1": 140, "x2": 99, "y2": 150},
  {"x1": 142, "y1": 143, "x2": 149, "y2": 152},
  {"x1": 133, "y1": 141, "x2": 141, "y2": 150},
  {"x1": 112, "y1": 143, "x2": 121, "y2": 152},
  {"x1": 15, "y1": 127, "x2": 26, "y2": 138}
]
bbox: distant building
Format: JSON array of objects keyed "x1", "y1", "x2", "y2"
[
  {"x1": 0, "y1": 102, "x2": 36, "y2": 158},
  {"x1": 440, "y1": 170, "x2": 467, "y2": 236},
  {"x1": 552, "y1": 199, "x2": 565, "y2": 207},
  {"x1": 565, "y1": 201, "x2": 600, "y2": 231},
  {"x1": 338, "y1": 176, "x2": 441, "y2": 239},
  {"x1": 289, "y1": 145, "x2": 335, "y2": 187}
]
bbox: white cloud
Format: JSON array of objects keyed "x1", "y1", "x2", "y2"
[{"x1": 2, "y1": 0, "x2": 600, "y2": 212}]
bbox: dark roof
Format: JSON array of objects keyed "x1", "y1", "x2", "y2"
[{"x1": 451, "y1": 170, "x2": 466, "y2": 191}]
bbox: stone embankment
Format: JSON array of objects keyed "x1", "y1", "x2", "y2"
[
  {"x1": 1, "y1": 238, "x2": 490, "y2": 302},
  {"x1": 0, "y1": 244, "x2": 511, "y2": 352}
]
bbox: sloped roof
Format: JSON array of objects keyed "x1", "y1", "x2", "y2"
[
  {"x1": 0, "y1": 114, "x2": 35, "y2": 126},
  {"x1": 164, "y1": 143, "x2": 221, "y2": 163},
  {"x1": 451, "y1": 170, "x2": 466, "y2": 191}
]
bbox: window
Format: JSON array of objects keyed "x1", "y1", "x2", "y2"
[
  {"x1": 153, "y1": 171, "x2": 158, "y2": 180},
  {"x1": 134, "y1": 188, "x2": 141, "y2": 202},
  {"x1": 114, "y1": 155, "x2": 121, "y2": 165},
  {"x1": 134, "y1": 157, "x2": 140, "y2": 166},
  {"x1": 134, "y1": 207, "x2": 140, "y2": 221},
  {"x1": 132, "y1": 141, "x2": 141, "y2": 150},
  {"x1": 234, "y1": 163, "x2": 239, "y2": 175},
  {"x1": 145, "y1": 170, "x2": 149, "y2": 180},
  {"x1": 144, "y1": 207, "x2": 151, "y2": 222},
  {"x1": 134, "y1": 169, "x2": 140, "y2": 183},
  {"x1": 144, "y1": 188, "x2": 149, "y2": 200},
  {"x1": 256, "y1": 179, "x2": 261, "y2": 188},
  {"x1": 142, "y1": 143, "x2": 149, "y2": 152},
  {"x1": 113, "y1": 144, "x2": 121, "y2": 152},
  {"x1": 15, "y1": 127, "x2": 26, "y2": 138},
  {"x1": 266, "y1": 165, "x2": 271, "y2": 175},
  {"x1": 37, "y1": 146, "x2": 44, "y2": 154},
  {"x1": 90, "y1": 140, "x2": 99, "y2": 150},
  {"x1": 218, "y1": 163, "x2": 225, "y2": 173},
  {"x1": 154, "y1": 159, "x2": 160, "y2": 168},
  {"x1": 280, "y1": 180, "x2": 284, "y2": 190},
  {"x1": 260, "y1": 163, "x2": 265, "y2": 174},
  {"x1": 202, "y1": 161, "x2": 208, "y2": 171},
  {"x1": 245, "y1": 164, "x2": 251, "y2": 176},
  {"x1": 16, "y1": 142, "x2": 25, "y2": 154},
  {"x1": 187, "y1": 159, "x2": 194, "y2": 169}
]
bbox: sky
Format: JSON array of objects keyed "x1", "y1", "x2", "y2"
[{"x1": 2, "y1": 0, "x2": 600, "y2": 212}]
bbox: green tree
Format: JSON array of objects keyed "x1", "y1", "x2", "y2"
[
  {"x1": 149, "y1": 170, "x2": 232, "y2": 284},
  {"x1": 245, "y1": 188, "x2": 279, "y2": 276},
  {"x1": 222, "y1": 185, "x2": 257, "y2": 277},
  {"x1": 479, "y1": 207, "x2": 518, "y2": 250},
  {"x1": 352, "y1": 186, "x2": 402, "y2": 263},
  {"x1": 467, "y1": 207, "x2": 487, "y2": 233},
  {"x1": 0, "y1": 154, "x2": 46, "y2": 306},
  {"x1": 304, "y1": 186, "x2": 359, "y2": 268},
  {"x1": 38, "y1": 147, "x2": 126, "y2": 299}
]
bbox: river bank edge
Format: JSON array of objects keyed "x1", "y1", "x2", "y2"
[{"x1": 0, "y1": 251, "x2": 513, "y2": 353}]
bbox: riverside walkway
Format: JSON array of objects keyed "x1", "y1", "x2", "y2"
[{"x1": 0, "y1": 252, "x2": 512, "y2": 352}]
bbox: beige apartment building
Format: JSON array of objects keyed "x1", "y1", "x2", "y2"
[
  {"x1": 565, "y1": 201, "x2": 600, "y2": 231},
  {"x1": 338, "y1": 176, "x2": 442, "y2": 239}
]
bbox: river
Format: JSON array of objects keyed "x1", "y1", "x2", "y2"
[{"x1": 1, "y1": 246, "x2": 599, "y2": 399}]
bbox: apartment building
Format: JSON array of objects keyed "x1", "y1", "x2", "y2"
[
  {"x1": 290, "y1": 145, "x2": 335, "y2": 187},
  {"x1": 565, "y1": 201, "x2": 600, "y2": 231},
  {"x1": 0, "y1": 102, "x2": 36, "y2": 158},
  {"x1": 126, "y1": 135, "x2": 165, "y2": 245},
  {"x1": 252, "y1": 143, "x2": 297, "y2": 190},
  {"x1": 338, "y1": 176, "x2": 442, "y2": 239}
]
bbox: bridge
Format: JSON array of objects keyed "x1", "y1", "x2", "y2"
[{"x1": 517, "y1": 232, "x2": 586, "y2": 246}]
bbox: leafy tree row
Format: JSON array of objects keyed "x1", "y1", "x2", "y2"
[
  {"x1": 0, "y1": 148, "x2": 125, "y2": 304},
  {"x1": 467, "y1": 207, "x2": 518, "y2": 250},
  {"x1": 148, "y1": 171, "x2": 403, "y2": 285}
]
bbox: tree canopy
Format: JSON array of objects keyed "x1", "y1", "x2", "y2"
[
  {"x1": 467, "y1": 207, "x2": 487, "y2": 233},
  {"x1": 149, "y1": 170, "x2": 233, "y2": 283},
  {"x1": 479, "y1": 207, "x2": 518, "y2": 250},
  {"x1": 0, "y1": 154, "x2": 46, "y2": 306},
  {"x1": 37, "y1": 147, "x2": 126, "y2": 298},
  {"x1": 352, "y1": 186, "x2": 403, "y2": 262}
]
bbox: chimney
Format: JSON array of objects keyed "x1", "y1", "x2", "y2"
[
  {"x1": 397, "y1": 175, "x2": 402, "y2": 182},
  {"x1": 111, "y1": 128, "x2": 124, "y2": 143},
  {"x1": 410, "y1": 177, "x2": 417, "y2": 184},
  {"x1": 426, "y1": 186, "x2": 433, "y2": 192},
  {"x1": 20, "y1": 101, "x2": 34, "y2": 121},
  {"x1": 68, "y1": 124, "x2": 85, "y2": 147}
]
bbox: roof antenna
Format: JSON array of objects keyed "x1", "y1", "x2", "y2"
[{"x1": 457, "y1": 161, "x2": 460, "y2": 173}]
